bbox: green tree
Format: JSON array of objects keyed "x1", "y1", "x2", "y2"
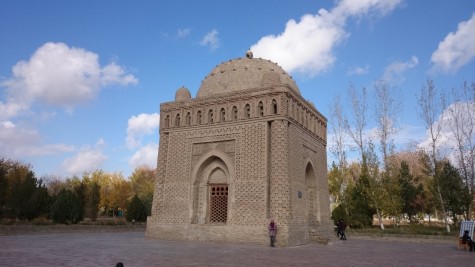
[
  {"x1": 346, "y1": 178, "x2": 375, "y2": 228},
  {"x1": 360, "y1": 143, "x2": 385, "y2": 229},
  {"x1": 126, "y1": 194, "x2": 147, "y2": 222},
  {"x1": 25, "y1": 180, "x2": 51, "y2": 220},
  {"x1": 331, "y1": 203, "x2": 349, "y2": 225},
  {"x1": 435, "y1": 161, "x2": 470, "y2": 224},
  {"x1": 5, "y1": 163, "x2": 37, "y2": 219},
  {"x1": 398, "y1": 161, "x2": 424, "y2": 222},
  {"x1": 0, "y1": 158, "x2": 10, "y2": 218},
  {"x1": 50, "y1": 189, "x2": 84, "y2": 224},
  {"x1": 380, "y1": 172, "x2": 402, "y2": 226}
]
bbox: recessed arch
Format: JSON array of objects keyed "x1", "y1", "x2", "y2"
[
  {"x1": 232, "y1": 106, "x2": 238, "y2": 121},
  {"x1": 304, "y1": 159, "x2": 319, "y2": 225},
  {"x1": 185, "y1": 112, "x2": 191, "y2": 126},
  {"x1": 175, "y1": 113, "x2": 181, "y2": 127},
  {"x1": 271, "y1": 99, "x2": 278, "y2": 114},
  {"x1": 245, "y1": 103, "x2": 251, "y2": 118},
  {"x1": 191, "y1": 150, "x2": 235, "y2": 224},
  {"x1": 258, "y1": 101, "x2": 264, "y2": 116},
  {"x1": 220, "y1": 107, "x2": 226, "y2": 122}
]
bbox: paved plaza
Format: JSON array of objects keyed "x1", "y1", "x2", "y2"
[{"x1": 0, "y1": 230, "x2": 473, "y2": 267}]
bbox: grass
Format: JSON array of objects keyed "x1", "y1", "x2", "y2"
[
  {"x1": 0, "y1": 216, "x2": 144, "y2": 227},
  {"x1": 348, "y1": 224, "x2": 458, "y2": 237}
]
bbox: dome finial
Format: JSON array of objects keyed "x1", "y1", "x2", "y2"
[{"x1": 246, "y1": 49, "x2": 253, "y2": 59}]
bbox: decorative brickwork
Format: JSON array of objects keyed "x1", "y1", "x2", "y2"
[{"x1": 146, "y1": 55, "x2": 332, "y2": 246}]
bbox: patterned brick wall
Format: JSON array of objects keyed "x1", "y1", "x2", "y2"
[
  {"x1": 269, "y1": 119, "x2": 290, "y2": 226},
  {"x1": 147, "y1": 84, "x2": 332, "y2": 246}
]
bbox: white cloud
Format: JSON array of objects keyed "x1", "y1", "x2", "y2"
[
  {"x1": 382, "y1": 55, "x2": 418, "y2": 84},
  {"x1": 347, "y1": 65, "x2": 369, "y2": 75},
  {"x1": 62, "y1": 146, "x2": 107, "y2": 175},
  {"x1": 0, "y1": 42, "x2": 138, "y2": 118},
  {"x1": 101, "y1": 62, "x2": 138, "y2": 86},
  {"x1": 177, "y1": 28, "x2": 191, "y2": 38},
  {"x1": 200, "y1": 29, "x2": 220, "y2": 51},
  {"x1": 2, "y1": 120, "x2": 15, "y2": 128},
  {"x1": 250, "y1": 0, "x2": 402, "y2": 76},
  {"x1": 126, "y1": 113, "x2": 160, "y2": 149},
  {"x1": 431, "y1": 12, "x2": 475, "y2": 73},
  {"x1": 417, "y1": 101, "x2": 475, "y2": 163},
  {"x1": 129, "y1": 143, "x2": 158, "y2": 169},
  {"x1": 0, "y1": 122, "x2": 73, "y2": 158}
]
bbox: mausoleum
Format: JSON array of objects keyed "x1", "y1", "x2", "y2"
[{"x1": 146, "y1": 52, "x2": 333, "y2": 246}]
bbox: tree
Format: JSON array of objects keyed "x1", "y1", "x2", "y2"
[
  {"x1": 44, "y1": 175, "x2": 67, "y2": 196},
  {"x1": 373, "y1": 80, "x2": 401, "y2": 174},
  {"x1": 397, "y1": 161, "x2": 424, "y2": 222},
  {"x1": 81, "y1": 174, "x2": 101, "y2": 221},
  {"x1": 50, "y1": 189, "x2": 84, "y2": 224},
  {"x1": 417, "y1": 80, "x2": 450, "y2": 232},
  {"x1": 5, "y1": 162, "x2": 37, "y2": 220},
  {"x1": 129, "y1": 166, "x2": 155, "y2": 216},
  {"x1": 328, "y1": 162, "x2": 345, "y2": 203},
  {"x1": 346, "y1": 175, "x2": 375, "y2": 228},
  {"x1": 0, "y1": 158, "x2": 10, "y2": 218},
  {"x1": 443, "y1": 81, "x2": 475, "y2": 219},
  {"x1": 126, "y1": 194, "x2": 147, "y2": 222},
  {"x1": 344, "y1": 84, "x2": 368, "y2": 159},
  {"x1": 25, "y1": 179, "x2": 51, "y2": 220},
  {"x1": 380, "y1": 170, "x2": 402, "y2": 226},
  {"x1": 435, "y1": 161, "x2": 470, "y2": 224},
  {"x1": 331, "y1": 203, "x2": 349, "y2": 225},
  {"x1": 360, "y1": 143, "x2": 385, "y2": 229},
  {"x1": 329, "y1": 95, "x2": 348, "y2": 169}
]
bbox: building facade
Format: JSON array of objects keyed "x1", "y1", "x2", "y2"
[{"x1": 146, "y1": 52, "x2": 334, "y2": 246}]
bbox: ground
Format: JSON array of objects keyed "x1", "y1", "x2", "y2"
[{"x1": 0, "y1": 226, "x2": 473, "y2": 267}]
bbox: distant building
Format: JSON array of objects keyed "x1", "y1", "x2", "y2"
[{"x1": 146, "y1": 52, "x2": 333, "y2": 246}]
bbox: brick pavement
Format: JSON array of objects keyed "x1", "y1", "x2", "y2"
[{"x1": 0, "y1": 230, "x2": 473, "y2": 267}]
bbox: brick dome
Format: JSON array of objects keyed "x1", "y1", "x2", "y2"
[
  {"x1": 197, "y1": 55, "x2": 300, "y2": 98},
  {"x1": 175, "y1": 86, "x2": 191, "y2": 102}
]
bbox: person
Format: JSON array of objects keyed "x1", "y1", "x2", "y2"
[
  {"x1": 337, "y1": 219, "x2": 347, "y2": 240},
  {"x1": 268, "y1": 219, "x2": 277, "y2": 247},
  {"x1": 116, "y1": 262, "x2": 124, "y2": 267},
  {"x1": 462, "y1": 230, "x2": 474, "y2": 252}
]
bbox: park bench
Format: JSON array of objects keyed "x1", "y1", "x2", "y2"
[{"x1": 458, "y1": 221, "x2": 475, "y2": 250}]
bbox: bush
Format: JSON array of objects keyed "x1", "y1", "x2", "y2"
[
  {"x1": 331, "y1": 204, "x2": 349, "y2": 225},
  {"x1": 126, "y1": 195, "x2": 147, "y2": 222},
  {"x1": 50, "y1": 189, "x2": 84, "y2": 224},
  {"x1": 25, "y1": 186, "x2": 51, "y2": 221}
]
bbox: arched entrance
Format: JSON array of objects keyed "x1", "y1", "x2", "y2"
[{"x1": 191, "y1": 153, "x2": 233, "y2": 224}]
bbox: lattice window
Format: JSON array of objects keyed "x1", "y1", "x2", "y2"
[{"x1": 209, "y1": 185, "x2": 228, "y2": 223}]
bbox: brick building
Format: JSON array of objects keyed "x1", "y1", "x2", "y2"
[{"x1": 146, "y1": 52, "x2": 333, "y2": 246}]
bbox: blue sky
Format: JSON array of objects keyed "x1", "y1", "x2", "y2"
[{"x1": 1, "y1": 0, "x2": 474, "y2": 178}]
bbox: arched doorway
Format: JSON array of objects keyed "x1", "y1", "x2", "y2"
[{"x1": 191, "y1": 154, "x2": 231, "y2": 224}]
